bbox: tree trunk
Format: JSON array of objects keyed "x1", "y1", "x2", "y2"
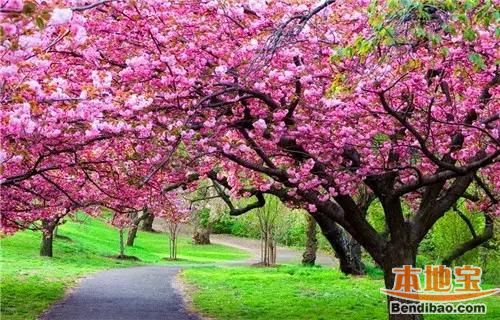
[
  {"x1": 270, "y1": 239, "x2": 277, "y2": 265},
  {"x1": 119, "y1": 228, "x2": 125, "y2": 258},
  {"x1": 315, "y1": 215, "x2": 364, "y2": 275},
  {"x1": 40, "y1": 220, "x2": 55, "y2": 257},
  {"x1": 193, "y1": 227, "x2": 211, "y2": 244},
  {"x1": 339, "y1": 232, "x2": 364, "y2": 275},
  {"x1": 127, "y1": 224, "x2": 139, "y2": 246},
  {"x1": 261, "y1": 233, "x2": 268, "y2": 265},
  {"x1": 168, "y1": 223, "x2": 179, "y2": 260},
  {"x1": 382, "y1": 245, "x2": 422, "y2": 320},
  {"x1": 302, "y1": 214, "x2": 318, "y2": 266},
  {"x1": 141, "y1": 212, "x2": 155, "y2": 232},
  {"x1": 169, "y1": 234, "x2": 177, "y2": 259}
]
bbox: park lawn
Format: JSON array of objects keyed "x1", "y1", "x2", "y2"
[
  {"x1": 0, "y1": 215, "x2": 249, "y2": 320},
  {"x1": 182, "y1": 265, "x2": 500, "y2": 320}
]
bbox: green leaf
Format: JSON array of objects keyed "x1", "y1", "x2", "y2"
[
  {"x1": 463, "y1": 27, "x2": 477, "y2": 41},
  {"x1": 35, "y1": 16, "x2": 45, "y2": 29},
  {"x1": 456, "y1": 13, "x2": 468, "y2": 23},
  {"x1": 464, "y1": 0, "x2": 479, "y2": 10},
  {"x1": 468, "y1": 53, "x2": 486, "y2": 70},
  {"x1": 22, "y1": 1, "x2": 37, "y2": 15},
  {"x1": 440, "y1": 47, "x2": 450, "y2": 57},
  {"x1": 429, "y1": 33, "x2": 442, "y2": 45}
]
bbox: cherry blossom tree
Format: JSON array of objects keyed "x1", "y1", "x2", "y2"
[
  {"x1": 150, "y1": 192, "x2": 190, "y2": 260},
  {"x1": 1, "y1": 1, "x2": 498, "y2": 319},
  {"x1": 1, "y1": 0, "x2": 179, "y2": 254},
  {"x1": 135, "y1": 2, "x2": 497, "y2": 318}
]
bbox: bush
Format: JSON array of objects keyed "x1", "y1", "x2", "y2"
[{"x1": 211, "y1": 214, "x2": 235, "y2": 234}]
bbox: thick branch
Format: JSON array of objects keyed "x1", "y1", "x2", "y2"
[{"x1": 212, "y1": 182, "x2": 265, "y2": 216}]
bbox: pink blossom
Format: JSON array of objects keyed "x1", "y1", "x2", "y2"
[
  {"x1": 50, "y1": 8, "x2": 73, "y2": 25},
  {"x1": 253, "y1": 119, "x2": 267, "y2": 131}
]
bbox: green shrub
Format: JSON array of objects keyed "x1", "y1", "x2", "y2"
[{"x1": 211, "y1": 214, "x2": 236, "y2": 234}]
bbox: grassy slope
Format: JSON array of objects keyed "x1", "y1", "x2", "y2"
[
  {"x1": 182, "y1": 266, "x2": 500, "y2": 320},
  {"x1": 0, "y1": 215, "x2": 249, "y2": 320}
]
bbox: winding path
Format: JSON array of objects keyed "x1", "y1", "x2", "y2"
[
  {"x1": 41, "y1": 266, "x2": 199, "y2": 320},
  {"x1": 41, "y1": 233, "x2": 336, "y2": 319},
  {"x1": 211, "y1": 234, "x2": 337, "y2": 267}
]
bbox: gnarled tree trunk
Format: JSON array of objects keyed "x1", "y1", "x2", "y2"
[
  {"x1": 302, "y1": 214, "x2": 318, "y2": 266},
  {"x1": 127, "y1": 209, "x2": 149, "y2": 246},
  {"x1": 141, "y1": 212, "x2": 155, "y2": 232},
  {"x1": 314, "y1": 213, "x2": 364, "y2": 275},
  {"x1": 193, "y1": 227, "x2": 211, "y2": 244}
]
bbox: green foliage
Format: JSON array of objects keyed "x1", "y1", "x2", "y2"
[
  {"x1": 0, "y1": 214, "x2": 248, "y2": 320},
  {"x1": 212, "y1": 205, "x2": 333, "y2": 251},
  {"x1": 211, "y1": 213, "x2": 237, "y2": 234},
  {"x1": 342, "y1": 0, "x2": 500, "y2": 68},
  {"x1": 419, "y1": 207, "x2": 499, "y2": 284},
  {"x1": 365, "y1": 199, "x2": 498, "y2": 285},
  {"x1": 197, "y1": 208, "x2": 211, "y2": 228},
  {"x1": 469, "y1": 52, "x2": 486, "y2": 70},
  {"x1": 366, "y1": 200, "x2": 386, "y2": 234},
  {"x1": 422, "y1": 208, "x2": 484, "y2": 262},
  {"x1": 183, "y1": 265, "x2": 500, "y2": 320}
]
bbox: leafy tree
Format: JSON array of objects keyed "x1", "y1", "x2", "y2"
[{"x1": 1, "y1": 1, "x2": 498, "y2": 319}]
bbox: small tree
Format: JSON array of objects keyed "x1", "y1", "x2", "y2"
[
  {"x1": 111, "y1": 213, "x2": 131, "y2": 259},
  {"x1": 151, "y1": 193, "x2": 190, "y2": 260},
  {"x1": 255, "y1": 195, "x2": 295, "y2": 266}
]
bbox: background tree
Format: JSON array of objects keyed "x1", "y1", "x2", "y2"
[
  {"x1": 189, "y1": 182, "x2": 221, "y2": 245},
  {"x1": 302, "y1": 214, "x2": 318, "y2": 266},
  {"x1": 126, "y1": 208, "x2": 149, "y2": 247},
  {"x1": 140, "y1": 212, "x2": 155, "y2": 232}
]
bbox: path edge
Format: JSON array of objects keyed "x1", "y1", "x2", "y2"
[{"x1": 173, "y1": 271, "x2": 214, "y2": 320}]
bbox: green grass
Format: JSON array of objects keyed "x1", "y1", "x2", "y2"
[
  {"x1": 182, "y1": 265, "x2": 500, "y2": 320},
  {"x1": 0, "y1": 215, "x2": 249, "y2": 320}
]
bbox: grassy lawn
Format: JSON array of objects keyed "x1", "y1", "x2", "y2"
[
  {"x1": 182, "y1": 265, "x2": 500, "y2": 320},
  {"x1": 0, "y1": 215, "x2": 249, "y2": 320}
]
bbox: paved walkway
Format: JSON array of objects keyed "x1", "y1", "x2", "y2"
[
  {"x1": 210, "y1": 234, "x2": 337, "y2": 267},
  {"x1": 153, "y1": 219, "x2": 338, "y2": 266},
  {"x1": 41, "y1": 266, "x2": 199, "y2": 320},
  {"x1": 41, "y1": 230, "x2": 337, "y2": 319}
]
